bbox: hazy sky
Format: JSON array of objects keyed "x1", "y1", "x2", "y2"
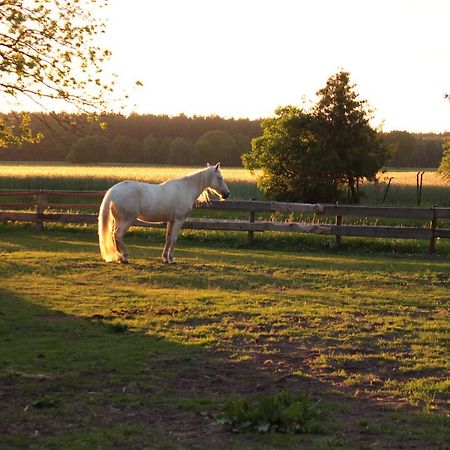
[{"x1": 101, "y1": 0, "x2": 450, "y2": 133}]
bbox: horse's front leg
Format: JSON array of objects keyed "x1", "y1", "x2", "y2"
[
  {"x1": 163, "y1": 219, "x2": 184, "y2": 264},
  {"x1": 162, "y1": 222, "x2": 174, "y2": 263}
]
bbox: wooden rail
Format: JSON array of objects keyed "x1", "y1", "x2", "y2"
[{"x1": 1, "y1": 190, "x2": 449, "y2": 253}]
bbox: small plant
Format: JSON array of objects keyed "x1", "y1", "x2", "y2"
[
  {"x1": 29, "y1": 396, "x2": 62, "y2": 409},
  {"x1": 108, "y1": 321, "x2": 129, "y2": 333},
  {"x1": 218, "y1": 389, "x2": 325, "y2": 434}
]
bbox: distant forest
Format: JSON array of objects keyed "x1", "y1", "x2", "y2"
[{"x1": 0, "y1": 112, "x2": 447, "y2": 168}]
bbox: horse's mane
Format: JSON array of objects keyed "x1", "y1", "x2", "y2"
[
  {"x1": 196, "y1": 188, "x2": 213, "y2": 205},
  {"x1": 162, "y1": 166, "x2": 219, "y2": 206},
  {"x1": 184, "y1": 166, "x2": 215, "y2": 205}
]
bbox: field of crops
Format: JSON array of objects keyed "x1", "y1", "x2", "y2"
[
  {"x1": 0, "y1": 226, "x2": 449, "y2": 449},
  {"x1": 0, "y1": 163, "x2": 449, "y2": 206},
  {"x1": 0, "y1": 163, "x2": 257, "y2": 184},
  {"x1": 0, "y1": 163, "x2": 260, "y2": 199}
]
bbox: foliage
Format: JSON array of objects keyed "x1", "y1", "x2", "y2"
[
  {"x1": 437, "y1": 138, "x2": 450, "y2": 181},
  {"x1": 0, "y1": 112, "x2": 43, "y2": 147},
  {"x1": 194, "y1": 129, "x2": 242, "y2": 166},
  {"x1": 0, "y1": 0, "x2": 114, "y2": 146},
  {"x1": 108, "y1": 134, "x2": 141, "y2": 163},
  {"x1": 314, "y1": 70, "x2": 389, "y2": 202},
  {"x1": 66, "y1": 134, "x2": 109, "y2": 163},
  {"x1": 243, "y1": 106, "x2": 331, "y2": 202},
  {"x1": 167, "y1": 137, "x2": 193, "y2": 165},
  {"x1": 384, "y1": 131, "x2": 444, "y2": 168},
  {"x1": 142, "y1": 134, "x2": 163, "y2": 164},
  {"x1": 219, "y1": 390, "x2": 325, "y2": 434},
  {"x1": 0, "y1": 113, "x2": 261, "y2": 164},
  {"x1": 243, "y1": 70, "x2": 389, "y2": 203},
  {"x1": 1, "y1": 111, "x2": 446, "y2": 168}
]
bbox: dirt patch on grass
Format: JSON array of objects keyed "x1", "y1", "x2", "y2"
[{"x1": 3, "y1": 339, "x2": 446, "y2": 450}]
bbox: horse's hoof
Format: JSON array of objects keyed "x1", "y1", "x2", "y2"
[{"x1": 119, "y1": 259, "x2": 129, "y2": 264}]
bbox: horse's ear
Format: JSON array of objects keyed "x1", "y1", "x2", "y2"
[{"x1": 215, "y1": 162, "x2": 221, "y2": 171}]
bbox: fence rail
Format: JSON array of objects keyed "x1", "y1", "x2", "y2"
[{"x1": 1, "y1": 190, "x2": 449, "y2": 253}]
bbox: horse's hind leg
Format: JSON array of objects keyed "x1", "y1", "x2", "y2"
[{"x1": 114, "y1": 219, "x2": 134, "y2": 263}]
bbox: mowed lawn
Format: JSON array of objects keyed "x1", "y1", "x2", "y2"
[{"x1": 0, "y1": 226, "x2": 449, "y2": 449}]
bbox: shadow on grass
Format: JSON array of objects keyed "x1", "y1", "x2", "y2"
[
  {"x1": 2, "y1": 226, "x2": 449, "y2": 448},
  {"x1": 1, "y1": 287, "x2": 449, "y2": 450}
]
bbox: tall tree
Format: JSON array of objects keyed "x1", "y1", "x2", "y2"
[
  {"x1": 243, "y1": 70, "x2": 389, "y2": 203},
  {"x1": 0, "y1": 0, "x2": 114, "y2": 147},
  {"x1": 313, "y1": 70, "x2": 388, "y2": 202}
]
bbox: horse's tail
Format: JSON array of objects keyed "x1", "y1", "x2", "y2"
[{"x1": 98, "y1": 190, "x2": 118, "y2": 262}]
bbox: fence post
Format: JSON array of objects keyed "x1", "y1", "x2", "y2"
[
  {"x1": 247, "y1": 198, "x2": 256, "y2": 246},
  {"x1": 36, "y1": 190, "x2": 46, "y2": 231},
  {"x1": 335, "y1": 202, "x2": 342, "y2": 248},
  {"x1": 429, "y1": 206, "x2": 437, "y2": 255},
  {"x1": 382, "y1": 177, "x2": 394, "y2": 203}
]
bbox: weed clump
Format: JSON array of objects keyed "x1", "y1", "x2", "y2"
[{"x1": 219, "y1": 389, "x2": 325, "y2": 434}]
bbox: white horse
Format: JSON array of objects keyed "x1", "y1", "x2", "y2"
[{"x1": 98, "y1": 163, "x2": 230, "y2": 264}]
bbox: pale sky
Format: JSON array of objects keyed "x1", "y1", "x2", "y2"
[
  {"x1": 101, "y1": 0, "x2": 450, "y2": 133},
  {"x1": 4, "y1": 0, "x2": 450, "y2": 133}
]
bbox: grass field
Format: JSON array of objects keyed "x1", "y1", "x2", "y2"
[
  {"x1": 0, "y1": 162, "x2": 449, "y2": 205},
  {"x1": 0, "y1": 163, "x2": 258, "y2": 185},
  {"x1": 0, "y1": 163, "x2": 261, "y2": 200},
  {"x1": 1, "y1": 225, "x2": 449, "y2": 449}
]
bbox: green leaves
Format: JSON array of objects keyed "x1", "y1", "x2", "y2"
[
  {"x1": 437, "y1": 138, "x2": 450, "y2": 181},
  {"x1": 242, "y1": 70, "x2": 388, "y2": 203},
  {"x1": 0, "y1": 0, "x2": 115, "y2": 146},
  {"x1": 219, "y1": 389, "x2": 325, "y2": 434},
  {"x1": 0, "y1": 113, "x2": 43, "y2": 147}
]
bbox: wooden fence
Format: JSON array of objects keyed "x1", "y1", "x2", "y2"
[{"x1": 1, "y1": 190, "x2": 450, "y2": 253}]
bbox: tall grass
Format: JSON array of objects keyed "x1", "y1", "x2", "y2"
[
  {"x1": 361, "y1": 170, "x2": 450, "y2": 206},
  {"x1": 0, "y1": 163, "x2": 449, "y2": 205},
  {"x1": 0, "y1": 163, "x2": 261, "y2": 199}
]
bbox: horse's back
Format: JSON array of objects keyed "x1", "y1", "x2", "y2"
[
  {"x1": 108, "y1": 181, "x2": 151, "y2": 217},
  {"x1": 108, "y1": 180, "x2": 182, "y2": 222}
]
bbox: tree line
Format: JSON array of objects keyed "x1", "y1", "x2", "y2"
[
  {"x1": 0, "y1": 113, "x2": 261, "y2": 166},
  {"x1": 0, "y1": 111, "x2": 447, "y2": 169},
  {"x1": 383, "y1": 130, "x2": 447, "y2": 168}
]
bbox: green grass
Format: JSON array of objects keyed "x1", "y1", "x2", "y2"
[{"x1": 1, "y1": 225, "x2": 449, "y2": 449}]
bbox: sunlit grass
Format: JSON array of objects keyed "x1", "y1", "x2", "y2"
[
  {"x1": 380, "y1": 170, "x2": 448, "y2": 187},
  {"x1": 1, "y1": 162, "x2": 446, "y2": 187},
  {"x1": 0, "y1": 162, "x2": 449, "y2": 205},
  {"x1": 0, "y1": 162, "x2": 257, "y2": 184}
]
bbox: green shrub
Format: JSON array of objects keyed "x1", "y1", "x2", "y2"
[{"x1": 219, "y1": 389, "x2": 325, "y2": 434}]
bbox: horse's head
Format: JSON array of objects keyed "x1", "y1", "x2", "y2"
[{"x1": 207, "y1": 162, "x2": 230, "y2": 200}]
